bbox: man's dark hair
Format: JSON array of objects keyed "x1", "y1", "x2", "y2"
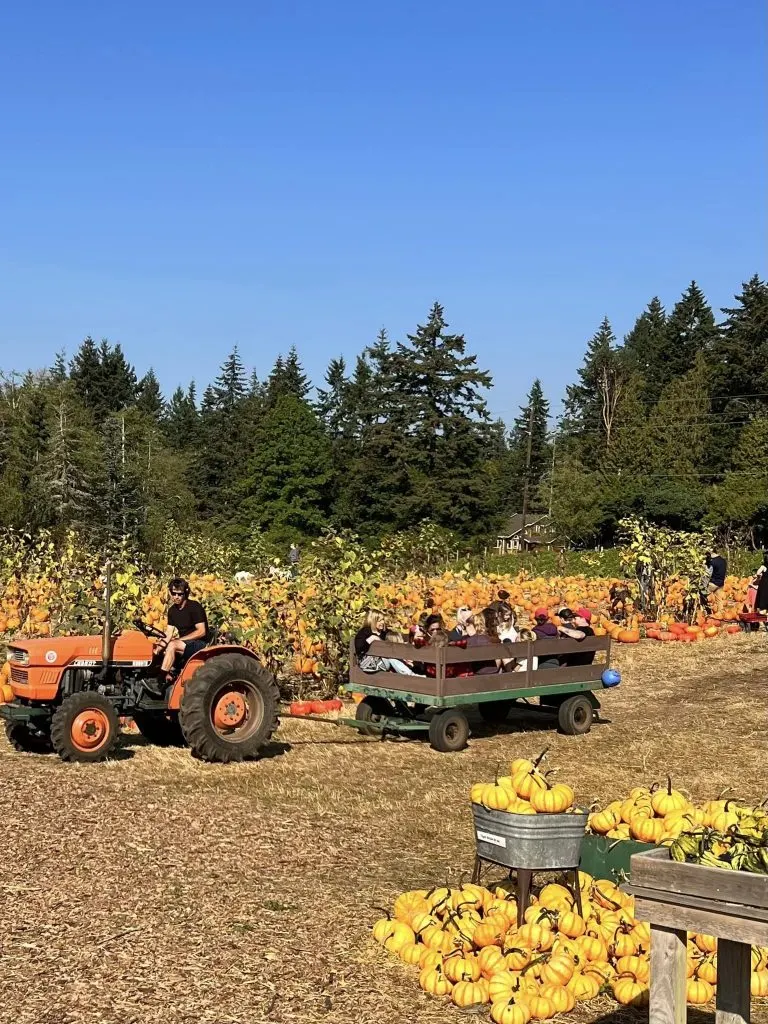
[
  {"x1": 168, "y1": 577, "x2": 190, "y2": 597},
  {"x1": 424, "y1": 613, "x2": 445, "y2": 631}
]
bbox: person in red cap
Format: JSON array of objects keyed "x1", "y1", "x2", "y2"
[{"x1": 561, "y1": 607, "x2": 596, "y2": 666}]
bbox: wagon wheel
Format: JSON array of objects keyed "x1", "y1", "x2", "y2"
[
  {"x1": 557, "y1": 695, "x2": 594, "y2": 735},
  {"x1": 428, "y1": 709, "x2": 469, "y2": 752},
  {"x1": 355, "y1": 696, "x2": 394, "y2": 736}
]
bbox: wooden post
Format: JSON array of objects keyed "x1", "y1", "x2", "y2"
[
  {"x1": 716, "y1": 939, "x2": 751, "y2": 1024},
  {"x1": 650, "y1": 924, "x2": 687, "y2": 1024}
]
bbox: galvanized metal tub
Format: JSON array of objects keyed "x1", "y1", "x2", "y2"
[{"x1": 472, "y1": 803, "x2": 588, "y2": 870}]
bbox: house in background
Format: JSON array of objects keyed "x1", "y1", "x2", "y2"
[{"x1": 495, "y1": 513, "x2": 567, "y2": 554}]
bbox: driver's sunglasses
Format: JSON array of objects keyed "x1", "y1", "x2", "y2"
[{"x1": 170, "y1": 590, "x2": 185, "y2": 597}]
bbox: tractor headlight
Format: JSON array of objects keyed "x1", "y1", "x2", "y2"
[{"x1": 7, "y1": 648, "x2": 29, "y2": 665}]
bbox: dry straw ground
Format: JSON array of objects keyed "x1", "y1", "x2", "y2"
[{"x1": 2, "y1": 635, "x2": 768, "y2": 1024}]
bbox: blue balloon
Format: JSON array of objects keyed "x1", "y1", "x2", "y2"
[{"x1": 602, "y1": 668, "x2": 621, "y2": 688}]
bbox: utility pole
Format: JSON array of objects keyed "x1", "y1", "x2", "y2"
[{"x1": 519, "y1": 401, "x2": 534, "y2": 553}]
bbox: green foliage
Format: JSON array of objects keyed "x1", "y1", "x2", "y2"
[
  {"x1": 240, "y1": 394, "x2": 333, "y2": 545},
  {"x1": 618, "y1": 515, "x2": 712, "y2": 617}
]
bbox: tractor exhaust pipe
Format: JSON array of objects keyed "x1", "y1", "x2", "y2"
[{"x1": 102, "y1": 560, "x2": 113, "y2": 672}]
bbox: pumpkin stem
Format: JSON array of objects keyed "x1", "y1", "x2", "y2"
[
  {"x1": 533, "y1": 747, "x2": 549, "y2": 768},
  {"x1": 522, "y1": 952, "x2": 550, "y2": 975},
  {"x1": 666, "y1": 774, "x2": 673, "y2": 796},
  {"x1": 373, "y1": 906, "x2": 392, "y2": 919}
]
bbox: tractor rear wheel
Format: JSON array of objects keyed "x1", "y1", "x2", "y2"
[
  {"x1": 178, "y1": 653, "x2": 279, "y2": 763},
  {"x1": 131, "y1": 710, "x2": 185, "y2": 747},
  {"x1": 51, "y1": 692, "x2": 120, "y2": 762},
  {"x1": 5, "y1": 721, "x2": 53, "y2": 754}
]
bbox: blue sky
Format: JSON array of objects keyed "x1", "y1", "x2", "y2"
[{"x1": 1, "y1": 0, "x2": 765, "y2": 423}]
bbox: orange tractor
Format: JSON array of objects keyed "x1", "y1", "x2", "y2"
[{"x1": 0, "y1": 566, "x2": 279, "y2": 763}]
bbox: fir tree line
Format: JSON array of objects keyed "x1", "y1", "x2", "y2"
[{"x1": 1, "y1": 279, "x2": 767, "y2": 557}]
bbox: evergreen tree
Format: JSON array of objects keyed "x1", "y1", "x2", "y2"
[
  {"x1": 659, "y1": 281, "x2": 717, "y2": 390},
  {"x1": 711, "y1": 276, "x2": 768, "y2": 419},
  {"x1": 266, "y1": 347, "x2": 310, "y2": 405},
  {"x1": 98, "y1": 340, "x2": 138, "y2": 413},
  {"x1": 165, "y1": 384, "x2": 200, "y2": 444},
  {"x1": 195, "y1": 351, "x2": 252, "y2": 525},
  {"x1": 708, "y1": 414, "x2": 768, "y2": 543},
  {"x1": 210, "y1": 347, "x2": 247, "y2": 410},
  {"x1": 50, "y1": 350, "x2": 68, "y2": 383},
  {"x1": 240, "y1": 394, "x2": 332, "y2": 542},
  {"x1": 69, "y1": 337, "x2": 102, "y2": 412},
  {"x1": 70, "y1": 337, "x2": 137, "y2": 420},
  {"x1": 315, "y1": 356, "x2": 350, "y2": 438},
  {"x1": 545, "y1": 454, "x2": 607, "y2": 544},
  {"x1": 41, "y1": 383, "x2": 96, "y2": 531},
  {"x1": 136, "y1": 369, "x2": 165, "y2": 420},
  {"x1": 92, "y1": 413, "x2": 144, "y2": 541},
  {"x1": 504, "y1": 380, "x2": 551, "y2": 513},
  {"x1": 623, "y1": 297, "x2": 668, "y2": 405},
  {"x1": 341, "y1": 306, "x2": 498, "y2": 539},
  {"x1": 563, "y1": 317, "x2": 624, "y2": 452},
  {"x1": 642, "y1": 354, "x2": 712, "y2": 529}
]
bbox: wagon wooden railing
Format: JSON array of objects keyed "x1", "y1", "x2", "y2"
[{"x1": 347, "y1": 636, "x2": 611, "y2": 704}]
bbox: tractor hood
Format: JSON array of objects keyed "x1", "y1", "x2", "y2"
[{"x1": 6, "y1": 631, "x2": 155, "y2": 668}]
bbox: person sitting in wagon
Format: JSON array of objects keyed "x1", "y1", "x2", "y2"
[{"x1": 354, "y1": 610, "x2": 415, "y2": 675}]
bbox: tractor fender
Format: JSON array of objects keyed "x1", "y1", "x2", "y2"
[{"x1": 167, "y1": 646, "x2": 262, "y2": 710}]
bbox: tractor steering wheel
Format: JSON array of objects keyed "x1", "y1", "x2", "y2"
[{"x1": 134, "y1": 619, "x2": 167, "y2": 640}]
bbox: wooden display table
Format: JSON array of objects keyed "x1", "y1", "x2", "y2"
[{"x1": 627, "y1": 848, "x2": 768, "y2": 1024}]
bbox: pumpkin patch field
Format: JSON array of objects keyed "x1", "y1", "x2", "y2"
[
  {"x1": 1, "y1": 632, "x2": 767, "y2": 1024},
  {"x1": 0, "y1": 557, "x2": 754, "y2": 698}
]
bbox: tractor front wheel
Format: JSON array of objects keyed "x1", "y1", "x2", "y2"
[
  {"x1": 51, "y1": 692, "x2": 120, "y2": 762},
  {"x1": 178, "y1": 654, "x2": 279, "y2": 763},
  {"x1": 5, "y1": 721, "x2": 53, "y2": 754}
]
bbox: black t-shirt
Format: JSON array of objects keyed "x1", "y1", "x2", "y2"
[
  {"x1": 354, "y1": 625, "x2": 380, "y2": 659},
  {"x1": 563, "y1": 625, "x2": 595, "y2": 666},
  {"x1": 710, "y1": 556, "x2": 727, "y2": 588},
  {"x1": 168, "y1": 600, "x2": 208, "y2": 640}
]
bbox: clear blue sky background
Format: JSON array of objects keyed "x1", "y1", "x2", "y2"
[{"x1": 1, "y1": 0, "x2": 765, "y2": 423}]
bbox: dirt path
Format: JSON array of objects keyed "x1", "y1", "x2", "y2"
[{"x1": 1, "y1": 634, "x2": 767, "y2": 1023}]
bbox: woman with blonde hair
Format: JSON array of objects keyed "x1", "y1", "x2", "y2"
[{"x1": 354, "y1": 609, "x2": 415, "y2": 674}]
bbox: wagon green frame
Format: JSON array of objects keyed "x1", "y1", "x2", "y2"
[{"x1": 341, "y1": 635, "x2": 615, "y2": 748}]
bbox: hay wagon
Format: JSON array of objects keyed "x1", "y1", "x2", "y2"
[{"x1": 342, "y1": 635, "x2": 617, "y2": 752}]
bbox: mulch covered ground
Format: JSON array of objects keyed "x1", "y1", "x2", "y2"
[{"x1": 1, "y1": 634, "x2": 767, "y2": 1024}]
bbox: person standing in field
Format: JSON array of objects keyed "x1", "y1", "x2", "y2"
[
  {"x1": 751, "y1": 552, "x2": 768, "y2": 613},
  {"x1": 288, "y1": 543, "x2": 300, "y2": 576},
  {"x1": 704, "y1": 549, "x2": 727, "y2": 615}
]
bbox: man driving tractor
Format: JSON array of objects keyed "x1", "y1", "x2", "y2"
[{"x1": 155, "y1": 578, "x2": 209, "y2": 683}]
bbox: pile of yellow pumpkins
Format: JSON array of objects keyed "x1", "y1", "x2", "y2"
[
  {"x1": 588, "y1": 781, "x2": 768, "y2": 845},
  {"x1": 470, "y1": 755, "x2": 578, "y2": 815},
  {"x1": 373, "y1": 873, "x2": 768, "y2": 1018}
]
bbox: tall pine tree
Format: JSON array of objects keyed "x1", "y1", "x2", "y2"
[
  {"x1": 623, "y1": 297, "x2": 667, "y2": 405},
  {"x1": 503, "y1": 380, "x2": 551, "y2": 514}
]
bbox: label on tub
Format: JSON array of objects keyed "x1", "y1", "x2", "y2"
[{"x1": 476, "y1": 829, "x2": 506, "y2": 848}]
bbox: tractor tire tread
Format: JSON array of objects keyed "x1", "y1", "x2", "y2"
[{"x1": 178, "y1": 653, "x2": 279, "y2": 763}]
